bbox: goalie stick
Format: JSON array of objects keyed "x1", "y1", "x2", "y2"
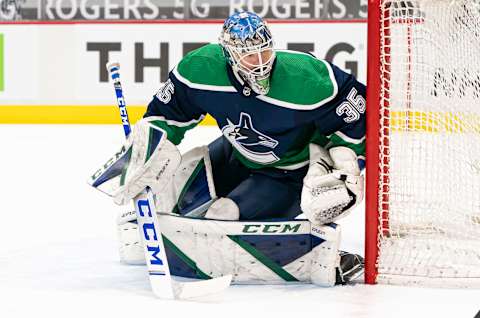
[{"x1": 106, "y1": 61, "x2": 232, "y2": 300}]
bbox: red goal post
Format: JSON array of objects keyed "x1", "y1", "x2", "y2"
[{"x1": 365, "y1": 0, "x2": 382, "y2": 285}]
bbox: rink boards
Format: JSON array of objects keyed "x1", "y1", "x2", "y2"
[{"x1": 0, "y1": 21, "x2": 366, "y2": 123}]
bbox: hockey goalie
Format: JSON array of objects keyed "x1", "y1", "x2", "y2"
[{"x1": 90, "y1": 11, "x2": 365, "y2": 287}]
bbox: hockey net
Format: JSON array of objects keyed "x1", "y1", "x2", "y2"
[{"x1": 366, "y1": 0, "x2": 480, "y2": 287}]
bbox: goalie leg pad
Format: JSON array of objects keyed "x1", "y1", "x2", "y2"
[
  {"x1": 117, "y1": 210, "x2": 144, "y2": 265},
  {"x1": 117, "y1": 213, "x2": 342, "y2": 287},
  {"x1": 155, "y1": 146, "x2": 217, "y2": 217},
  {"x1": 309, "y1": 223, "x2": 342, "y2": 286}
]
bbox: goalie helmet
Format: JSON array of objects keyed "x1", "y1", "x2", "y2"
[{"x1": 219, "y1": 11, "x2": 275, "y2": 95}]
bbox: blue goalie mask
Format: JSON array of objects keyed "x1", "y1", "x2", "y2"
[{"x1": 219, "y1": 12, "x2": 275, "y2": 95}]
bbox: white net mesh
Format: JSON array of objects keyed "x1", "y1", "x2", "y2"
[{"x1": 376, "y1": 0, "x2": 480, "y2": 286}]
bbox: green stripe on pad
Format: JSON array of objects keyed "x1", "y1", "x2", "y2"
[
  {"x1": 145, "y1": 127, "x2": 156, "y2": 163},
  {"x1": 162, "y1": 235, "x2": 211, "y2": 279},
  {"x1": 119, "y1": 147, "x2": 132, "y2": 186},
  {"x1": 228, "y1": 235, "x2": 299, "y2": 282},
  {"x1": 173, "y1": 159, "x2": 205, "y2": 214}
]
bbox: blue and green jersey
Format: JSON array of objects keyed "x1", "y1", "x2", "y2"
[{"x1": 145, "y1": 44, "x2": 366, "y2": 170}]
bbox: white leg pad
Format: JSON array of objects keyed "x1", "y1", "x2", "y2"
[
  {"x1": 116, "y1": 213, "x2": 342, "y2": 286},
  {"x1": 204, "y1": 198, "x2": 240, "y2": 221},
  {"x1": 117, "y1": 211, "x2": 144, "y2": 265},
  {"x1": 155, "y1": 145, "x2": 217, "y2": 216}
]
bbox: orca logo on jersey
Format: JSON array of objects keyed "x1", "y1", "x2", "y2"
[{"x1": 222, "y1": 112, "x2": 280, "y2": 164}]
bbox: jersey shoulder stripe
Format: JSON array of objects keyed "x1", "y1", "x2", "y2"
[
  {"x1": 174, "y1": 44, "x2": 236, "y2": 92},
  {"x1": 258, "y1": 50, "x2": 338, "y2": 110}
]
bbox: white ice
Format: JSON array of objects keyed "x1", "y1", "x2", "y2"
[{"x1": 0, "y1": 125, "x2": 478, "y2": 318}]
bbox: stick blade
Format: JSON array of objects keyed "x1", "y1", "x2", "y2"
[{"x1": 173, "y1": 275, "x2": 232, "y2": 300}]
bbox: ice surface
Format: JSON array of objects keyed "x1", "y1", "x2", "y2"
[{"x1": 0, "y1": 125, "x2": 478, "y2": 318}]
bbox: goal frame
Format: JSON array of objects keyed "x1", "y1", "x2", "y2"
[
  {"x1": 365, "y1": 0, "x2": 382, "y2": 285},
  {"x1": 365, "y1": 0, "x2": 480, "y2": 287}
]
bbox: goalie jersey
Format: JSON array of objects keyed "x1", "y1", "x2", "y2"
[{"x1": 145, "y1": 44, "x2": 366, "y2": 170}]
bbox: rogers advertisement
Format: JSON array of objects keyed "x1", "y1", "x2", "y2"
[{"x1": 1, "y1": 0, "x2": 367, "y2": 21}]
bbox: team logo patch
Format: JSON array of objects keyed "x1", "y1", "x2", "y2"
[{"x1": 222, "y1": 112, "x2": 280, "y2": 164}]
